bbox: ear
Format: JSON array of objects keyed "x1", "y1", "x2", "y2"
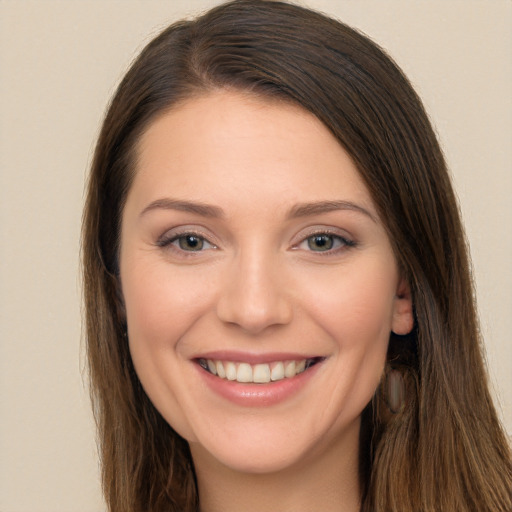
[{"x1": 391, "y1": 277, "x2": 414, "y2": 335}]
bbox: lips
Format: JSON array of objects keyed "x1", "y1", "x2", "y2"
[
  {"x1": 194, "y1": 353, "x2": 324, "y2": 407},
  {"x1": 197, "y1": 357, "x2": 323, "y2": 384}
]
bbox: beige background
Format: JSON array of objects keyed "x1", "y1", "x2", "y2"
[{"x1": 0, "y1": 1, "x2": 510, "y2": 510}]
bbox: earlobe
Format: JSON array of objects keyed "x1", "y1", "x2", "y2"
[{"x1": 391, "y1": 277, "x2": 414, "y2": 335}]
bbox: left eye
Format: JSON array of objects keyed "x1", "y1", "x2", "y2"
[
  {"x1": 170, "y1": 234, "x2": 214, "y2": 252},
  {"x1": 299, "y1": 233, "x2": 351, "y2": 252}
]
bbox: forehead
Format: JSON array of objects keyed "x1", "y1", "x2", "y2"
[{"x1": 130, "y1": 90, "x2": 376, "y2": 217}]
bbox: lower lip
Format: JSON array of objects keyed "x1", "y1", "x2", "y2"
[{"x1": 196, "y1": 362, "x2": 323, "y2": 407}]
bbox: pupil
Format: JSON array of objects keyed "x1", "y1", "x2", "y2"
[
  {"x1": 179, "y1": 235, "x2": 203, "y2": 251},
  {"x1": 309, "y1": 235, "x2": 333, "y2": 251}
]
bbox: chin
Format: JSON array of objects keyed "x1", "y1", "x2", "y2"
[
  {"x1": 193, "y1": 437, "x2": 312, "y2": 475},
  {"x1": 187, "y1": 411, "x2": 355, "y2": 477}
]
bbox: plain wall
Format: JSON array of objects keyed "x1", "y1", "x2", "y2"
[{"x1": 0, "y1": 1, "x2": 510, "y2": 511}]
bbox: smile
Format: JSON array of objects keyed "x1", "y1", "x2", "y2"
[{"x1": 197, "y1": 357, "x2": 323, "y2": 384}]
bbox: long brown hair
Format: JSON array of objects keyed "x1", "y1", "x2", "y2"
[{"x1": 82, "y1": 1, "x2": 512, "y2": 510}]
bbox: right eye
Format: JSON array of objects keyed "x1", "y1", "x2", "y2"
[
  {"x1": 157, "y1": 232, "x2": 216, "y2": 253},
  {"x1": 293, "y1": 231, "x2": 356, "y2": 255},
  {"x1": 173, "y1": 234, "x2": 210, "y2": 251}
]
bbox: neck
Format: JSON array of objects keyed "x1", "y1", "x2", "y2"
[{"x1": 190, "y1": 420, "x2": 362, "y2": 512}]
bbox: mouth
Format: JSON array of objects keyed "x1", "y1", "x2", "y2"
[{"x1": 196, "y1": 357, "x2": 324, "y2": 384}]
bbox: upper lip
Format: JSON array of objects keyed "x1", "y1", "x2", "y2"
[{"x1": 192, "y1": 350, "x2": 324, "y2": 365}]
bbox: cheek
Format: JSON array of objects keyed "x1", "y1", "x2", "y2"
[
  {"x1": 300, "y1": 259, "x2": 398, "y2": 349},
  {"x1": 122, "y1": 257, "x2": 214, "y2": 346},
  {"x1": 279, "y1": 258, "x2": 398, "y2": 437},
  {"x1": 120, "y1": 258, "x2": 218, "y2": 440}
]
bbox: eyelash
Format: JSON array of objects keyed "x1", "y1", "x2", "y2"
[
  {"x1": 156, "y1": 229, "x2": 355, "y2": 257},
  {"x1": 156, "y1": 230, "x2": 217, "y2": 256},
  {"x1": 294, "y1": 230, "x2": 356, "y2": 255}
]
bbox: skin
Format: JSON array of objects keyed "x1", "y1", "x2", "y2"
[{"x1": 119, "y1": 90, "x2": 413, "y2": 512}]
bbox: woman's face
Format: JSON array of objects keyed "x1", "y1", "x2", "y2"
[{"x1": 119, "y1": 91, "x2": 413, "y2": 474}]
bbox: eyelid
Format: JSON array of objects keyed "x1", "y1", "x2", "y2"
[
  {"x1": 156, "y1": 225, "x2": 218, "y2": 250},
  {"x1": 291, "y1": 226, "x2": 356, "y2": 253}
]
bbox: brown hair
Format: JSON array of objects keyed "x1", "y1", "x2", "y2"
[{"x1": 82, "y1": 1, "x2": 512, "y2": 510}]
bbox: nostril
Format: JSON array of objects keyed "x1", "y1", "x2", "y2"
[
  {"x1": 215, "y1": 285, "x2": 292, "y2": 333},
  {"x1": 214, "y1": 253, "x2": 294, "y2": 333}
]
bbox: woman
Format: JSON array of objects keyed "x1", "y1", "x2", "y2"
[{"x1": 82, "y1": 1, "x2": 512, "y2": 510}]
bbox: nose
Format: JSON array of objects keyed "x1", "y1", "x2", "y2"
[{"x1": 215, "y1": 248, "x2": 293, "y2": 334}]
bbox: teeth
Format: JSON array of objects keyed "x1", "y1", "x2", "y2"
[
  {"x1": 270, "y1": 362, "x2": 284, "y2": 381},
  {"x1": 199, "y1": 357, "x2": 317, "y2": 384},
  {"x1": 237, "y1": 363, "x2": 253, "y2": 383},
  {"x1": 253, "y1": 364, "x2": 271, "y2": 383},
  {"x1": 284, "y1": 361, "x2": 296, "y2": 378},
  {"x1": 215, "y1": 360, "x2": 226, "y2": 378},
  {"x1": 225, "y1": 361, "x2": 237, "y2": 381},
  {"x1": 207, "y1": 359, "x2": 217, "y2": 375}
]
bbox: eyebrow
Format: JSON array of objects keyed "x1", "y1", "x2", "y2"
[
  {"x1": 287, "y1": 200, "x2": 377, "y2": 222},
  {"x1": 139, "y1": 198, "x2": 224, "y2": 218},
  {"x1": 139, "y1": 197, "x2": 376, "y2": 222}
]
